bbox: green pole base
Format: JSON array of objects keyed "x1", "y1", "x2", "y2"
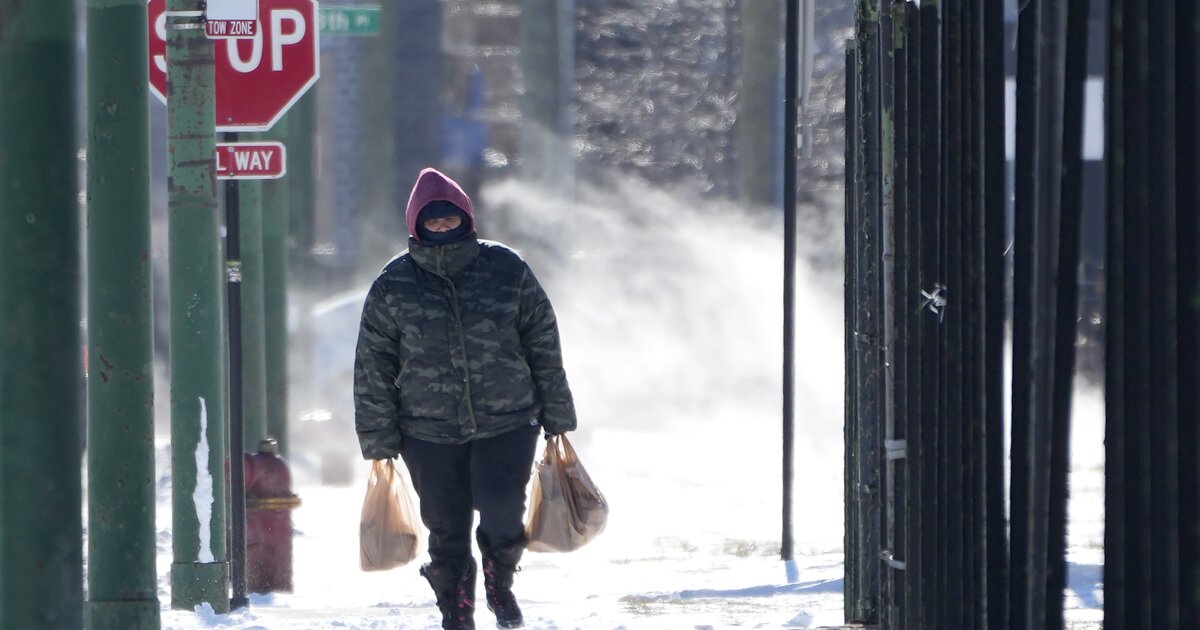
[
  {"x1": 170, "y1": 562, "x2": 230, "y2": 613},
  {"x1": 87, "y1": 599, "x2": 161, "y2": 630}
]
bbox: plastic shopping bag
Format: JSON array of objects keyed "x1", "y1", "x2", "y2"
[
  {"x1": 525, "y1": 434, "x2": 608, "y2": 552},
  {"x1": 359, "y1": 459, "x2": 423, "y2": 571}
]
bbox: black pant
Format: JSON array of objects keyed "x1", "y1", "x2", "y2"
[{"x1": 399, "y1": 424, "x2": 540, "y2": 569}]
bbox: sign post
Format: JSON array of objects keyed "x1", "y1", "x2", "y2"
[
  {"x1": 162, "y1": 0, "x2": 229, "y2": 614},
  {"x1": 223, "y1": 129, "x2": 250, "y2": 611}
]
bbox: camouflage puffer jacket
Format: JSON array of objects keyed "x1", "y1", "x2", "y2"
[{"x1": 354, "y1": 237, "x2": 576, "y2": 457}]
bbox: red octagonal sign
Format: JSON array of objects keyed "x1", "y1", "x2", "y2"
[{"x1": 148, "y1": 0, "x2": 320, "y2": 132}]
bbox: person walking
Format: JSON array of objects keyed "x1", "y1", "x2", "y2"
[{"x1": 354, "y1": 167, "x2": 577, "y2": 630}]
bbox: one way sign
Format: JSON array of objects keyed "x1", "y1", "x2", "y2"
[{"x1": 216, "y1": 142, "x2": 287, "y2": 179}]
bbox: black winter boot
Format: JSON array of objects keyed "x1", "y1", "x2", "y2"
[
  {"x1": 481, "y1": 543, "x2": 524, "y2": 629},
  {"x1": 420, "y1": 560, "x2": 476, "y2": 630}
]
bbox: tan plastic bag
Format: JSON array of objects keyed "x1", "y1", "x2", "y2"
[
  {"x1": 525, "y1": 434, "x2": 608, "y2": 552},
  {"x1": 359, "y1": 459, "x2": 423, "y2": 571}
]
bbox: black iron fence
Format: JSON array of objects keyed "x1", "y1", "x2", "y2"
[
  {"x1": 845, "y1": 1, "x2": 1008, "y2": 627},
  {"x1": 845, "y1": 1, "x2": 1200, "y2": 627},
  {"x1": 1103, "y1": 3, "x2": 1200, "y2": 629}
]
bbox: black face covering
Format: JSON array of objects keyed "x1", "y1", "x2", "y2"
[{"x1": 416, "y1": 201, "x2": 473, "y2": 244}]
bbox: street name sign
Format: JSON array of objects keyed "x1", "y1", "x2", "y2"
[
  {"x1": 149, "y1": 0, "x2": 321, "y2": 132},
  {"x1": 318, "y1": 5, "x2": 380, "y2": 35},
  {"x1": 215, "y1": 142, "x2": 287, "y2": 180},
  {"x1": 205, "y1": 0, "x2": 259, "y2": 39}
]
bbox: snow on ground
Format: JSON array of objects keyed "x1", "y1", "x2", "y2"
[
  {"x1": 154, "y1": 422, "x2": 849, "y2": 630},
  {"x1": 150, "y1": 411, "x2": 1103, "y2": 630}
]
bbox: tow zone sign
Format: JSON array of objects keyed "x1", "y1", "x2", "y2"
[
  {"x1": 206, "y1": 0, "x2": 259, "y2": 39},
  {"x1": 216, "y1": 142, "x2": 286, "y2": 180}
]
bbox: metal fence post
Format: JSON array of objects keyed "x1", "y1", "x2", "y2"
[
  {"x1": 916, "y1": 2, "x2": 942, "y2": 621},
  {"x1": 851, "y1": 2, "x2": 883, "y2": 623},
  {"x1": 1175, "y1": 4, "x2": 1200, "y2": 627},
  {"x1": 980, "y1": 1, "x2": 1010, "y2": 626},
  {"x1": 844, "y1": 38, "x2": 863, "y2": 624}
]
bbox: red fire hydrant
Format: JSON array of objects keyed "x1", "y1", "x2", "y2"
[{"x1": 244, "y1": 438, "x2": 301, "y2": 593}]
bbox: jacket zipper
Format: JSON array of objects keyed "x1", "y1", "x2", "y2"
[{"x1": 439, "y1": 247, "x2": 477, "y2": 434}]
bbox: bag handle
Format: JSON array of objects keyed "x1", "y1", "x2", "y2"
[
  {"x1": 541, "y1": 434, "x2": 565, "y2": 466},
  {"x1": 557, "y1": 434, "x2": 581, "y2": 464}
]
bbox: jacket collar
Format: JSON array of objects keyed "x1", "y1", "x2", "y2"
[{"x1": 409, "y1": 236, "x2": 480, "y2": 278}]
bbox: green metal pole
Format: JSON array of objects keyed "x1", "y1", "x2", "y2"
[
  {"x1": 261, "y1": 119, "x2": 291, "y2": 457},
  {"x1": 0, "y1": 2, "x2": 82, "y2": 628},
  {"x1": 85, "y1": 0, "x2": 161, "y2": 627},
  {"x1": 288, "y1": 98, "x2": 317, "y2": 453},
  {"x1": 288, "y1": 96, "x2": 316, "y2": 274},
  {"x1": 165, "y1": 0, "x2": 229, "y2": 612},
  {"x1": 240, "y1": 178, "x2": 269, "y2": 445}
]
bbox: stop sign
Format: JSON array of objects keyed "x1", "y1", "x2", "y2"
[{"x1": 148, "y1": 0, "x2": 319, "y2": 132}]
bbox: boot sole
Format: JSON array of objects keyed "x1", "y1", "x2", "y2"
[{"x1": 486, "y1": 605, "x2": 523, "y2": 628}]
